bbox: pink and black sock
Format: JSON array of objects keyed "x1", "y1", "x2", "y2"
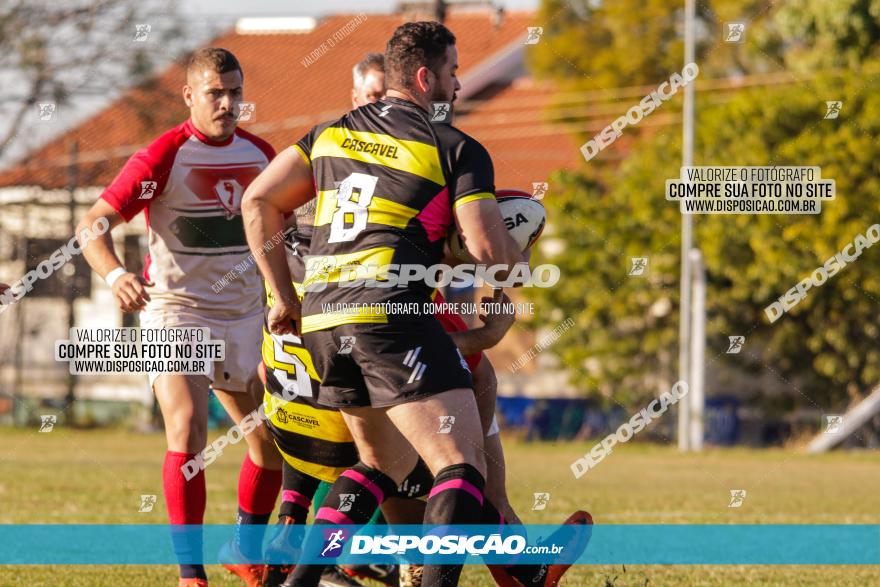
[
  {"x1": 234, "y1": 453, "x2": 282, "y2": 560},
  {"x1": 481, "y1": 498, "x2": 506, "y2": 525},
  {"x1": 422, "y1": 463, "x2": 486, "y2": 587},
  {"x1": 163, "y1": 451, "x2": 207, "y2": 580},
  {"x1": 287, "y1": 462, "x2": 397, "y2": 586},
  {"x1": 265, "y1": 462, "x2": 321, "y2": 568},
  {"x1": 279, "y1": 461, "x2": 320, "y2": 524}
]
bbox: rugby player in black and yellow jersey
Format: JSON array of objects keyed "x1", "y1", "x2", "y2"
[
  {"x1": 243, "y1": 22, "x2": 590, "y2": 587},
  {"x1": 253, "y1": 53, "x2": 555, "y2": 587},
  {"x1": 258, "y1": 200, "x2": 510, "y2": 587},
  {"x1": 257, "y1": 203, "x2": 431, "y2": 587}
]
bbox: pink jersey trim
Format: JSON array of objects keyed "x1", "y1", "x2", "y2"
[{"x1": 416, "y1": 187, "x2": 453, "y2": 243}]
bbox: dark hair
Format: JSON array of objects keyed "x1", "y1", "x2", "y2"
[
  {"x1": 353, "y1": 52, "x2": 385, "y2": 87},
  {"x1": 385, "y1": 21, "x2": 456, "y2": 92},
  {"x1": 186, "y1": 48, "x2": 243, "y2": 81}
]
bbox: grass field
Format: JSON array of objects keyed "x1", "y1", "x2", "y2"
[{"x1": 1, "y1": 427, "x2": 878, "y2": 586}]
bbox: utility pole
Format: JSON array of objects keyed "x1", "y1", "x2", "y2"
[
  {"x1": 433, "y1": 0, "x2": 447, "y2": 22},
  {"x1": 689, "y1": 250, "x2": 705, "y2": 451},
  {"x1": 678, "y1": 0, "x2": 696, "y2": 451},
  {"x1": 65, "y1": 141, "x2": 78, "y2": 424}
]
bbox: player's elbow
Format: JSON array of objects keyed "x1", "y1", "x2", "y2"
[
  {"x1": 241, "y1": 187, "x2": 265, "y2": 220},
  {"x1": 74, "y1": 218, "x2": 91, "y2": 243}
]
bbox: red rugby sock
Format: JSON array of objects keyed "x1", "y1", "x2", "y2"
[
  {"x1": 238, "y1": 452, "x2": 282, "y2": 516},
  {"x1": 163, "y1": 451, "x2": 206, "y2": 579}
]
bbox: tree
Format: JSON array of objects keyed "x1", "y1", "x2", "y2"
[
  {"x1": 773, "y1": 0, "x2": 880, "y2": 74},
  {"x1": 0, "y1": 0, "x2": 189, "y2": 161},
  {"x1": 527, "y1": 0, "x2": 775, "y2": 92},
  {"x1": 523, "y1": 0, "x2": 880, "y2": 410},
  {"x1": 528, "y1": 65, "x2": 880, "y2": 409}
]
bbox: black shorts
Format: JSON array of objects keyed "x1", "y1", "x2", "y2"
[{"x1": 303, "y1": 317, "x2": 473, "y2": 408}]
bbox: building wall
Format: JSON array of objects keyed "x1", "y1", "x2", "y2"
[{"x1": 0, "y1": 186, "x2": 150, "y2": 403}]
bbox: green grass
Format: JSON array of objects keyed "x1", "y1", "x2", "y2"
[{"x1": 0, "y1": 428, "x2": 877, "y2": 585}]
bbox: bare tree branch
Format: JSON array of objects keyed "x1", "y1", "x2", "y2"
[{"x1": 0, "y1": 0, "x2": 188, "y2": 160}]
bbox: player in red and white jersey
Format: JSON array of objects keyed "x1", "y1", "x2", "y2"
[{"x1": 77, "y1": 48, "x2": 281, "y2": 587}]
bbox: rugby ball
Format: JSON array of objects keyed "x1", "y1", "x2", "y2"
[{"x1": 449, "y1": 189, "x2": 546, "y2": 261}]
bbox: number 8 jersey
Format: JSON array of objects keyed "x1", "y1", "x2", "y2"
[{"x1": 292, "y1": 96, "x2": 496, "y2": 333}]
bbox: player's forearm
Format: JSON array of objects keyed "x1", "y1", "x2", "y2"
[
  {"x1": 76, "y1": 218, "x2": 123, "y2": 278},
  {"x1": 483, "y1": 237, "x2": 525, "y2": 274},
  {"x1": 243, "y1": 198, "x2": 297, "y2": 305},
  {"x1": 465, "y1": 232, "x2": 524, "y2": 274},
  {"x1": 448, "y1": 327, "x2": 502, "y2": 355},
  {"x1": 455, "y1": 200, "x2": 525, "y2": 278},
  {"x1": 481, "y1": 234, "x2": 527, "y2": 285}
]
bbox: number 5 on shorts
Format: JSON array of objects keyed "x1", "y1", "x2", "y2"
[
  {"x1": 269, "y1": 334, "x2": 313, "y2": 399},
  {"x1": 328, "y1": 172, "x2": 378, "y2": 243}
]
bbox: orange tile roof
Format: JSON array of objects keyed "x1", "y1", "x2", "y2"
[
  {"x1": 0, "y1": 10, "x2": 580, "y2": 191},
  {"x1": 456, "y1": 77, "x2": 582, "y2": 190}
]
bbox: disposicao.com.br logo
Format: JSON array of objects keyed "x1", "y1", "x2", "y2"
[
  {"x1": 350, "y1": 534, "x2": 558, "y2": 556},
  {"x1": 293, "y1": 525, "x2": 583, "y2": 565}
]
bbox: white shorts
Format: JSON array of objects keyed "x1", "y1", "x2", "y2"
[{"x1": 140, "y1": 307, "x2": 262, "y2": 393}]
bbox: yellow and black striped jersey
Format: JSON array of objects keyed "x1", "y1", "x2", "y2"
[
  {"x1": 293, "y1": 96, "x2": 496, "y2": 333},
  {"x1": 262, "y1": 225, "x2": 357, "y2": 483}
]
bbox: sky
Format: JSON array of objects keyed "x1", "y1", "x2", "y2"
[
  {"x1": 0, "y1": 0, "x2": 540, "y2": 168},
  {"x1": 184, "y1": 0, "x2": 540, "y2": 20}
]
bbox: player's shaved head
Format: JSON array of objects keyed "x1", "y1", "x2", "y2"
[
  {"x1": 352, "y1": 53, "x2": 386, "y2": 107},
  {"x1": 353, "y1": 53, "x2": 384, "y2": 88},
  {"x1": 186, "y1": 47, "x2": 243, "y2": 84},
  {"x1": 385, "y1": 21, "x2": 456, "y2": 93}
]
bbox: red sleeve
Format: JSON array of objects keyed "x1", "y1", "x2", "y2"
[
  {"x1": 100, "y1": 123, "x2": 188, "y2": 222},
  {"x1": 434, "y1": 293, "x2": 483, "y2": 371},
  {"x1": 464, "y1": 349, "x2": 483, "y2": 372}
]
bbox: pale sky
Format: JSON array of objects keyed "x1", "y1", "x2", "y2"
[
  {"x1": 184, "y1": 0, "x2": 540, "y2": 20},
  {"x1": 0, "y1": 0, "x2": 540, "y2": 168}
]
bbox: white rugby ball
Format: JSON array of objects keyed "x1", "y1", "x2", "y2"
[{"x1": 449, "y1": 189, "x2": 546, "y2": 262}]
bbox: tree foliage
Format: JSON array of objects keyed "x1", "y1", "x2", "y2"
[
  {"x1": 773, "y1": 0, "x2": 880, "y2": 73},
  {"x1": 526, "y1": 0, "x2": 880, "y2": 409},
  {"x1": 527, "y1": 0, "x2": 775, "y2": 90}
]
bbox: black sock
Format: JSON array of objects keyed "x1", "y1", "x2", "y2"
[
  {"x1": 288, "y1": 462, "x2": 397, "y2": 586},
  {"x1": 236, "y1": 509, "x2": 272, "y2": 560},
  {"x1": 266, "y1": 463, "x2": 321, "y2": 567},
  {"x1": 481, "y1": 498, "x2": 505, "y2": 525},
  {"x1": 280, "y1": 462, "x2": 321, "y2": 524},
  {"x1": 507, "y1": 564, "x2": 550, "y2": 585},
  {"x1": 396, "y1": 458, "x2": 433, "y2": 499},
  {"x1": 179, "y1": 564, "x2": 207, "y2": 580},
  {"x1": 422, "y1": 463, "x2": 486, "y2": 587},
  {"x1": 173, "y1": 529, "x2": 206, "y2": 579}
]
